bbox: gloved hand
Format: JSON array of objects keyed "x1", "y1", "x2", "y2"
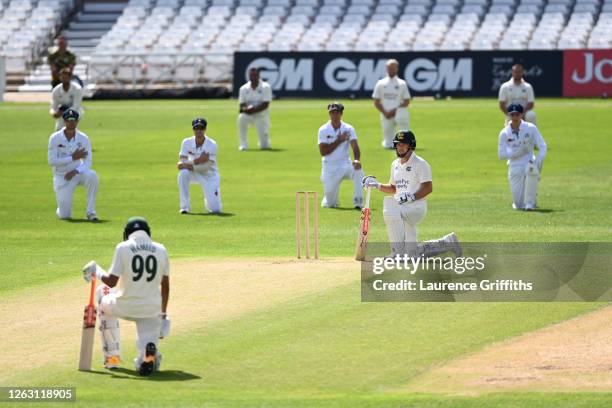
[
  {"x1": 159, "y1": 315, "x2": 171, "y2": 339},
  {"x1": 396, "y1": 192, "x2": 416, "y2": 205},
  {"x1": 82, "y1": 260, "x2": 104, "y2": 282},
  {"x1": 362, "y1": 175, "x2": 380, "y2": 190}
]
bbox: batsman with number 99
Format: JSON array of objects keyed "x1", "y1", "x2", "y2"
[{"x1": 81, "y1": 217, "x2": 171, "y2": 376}]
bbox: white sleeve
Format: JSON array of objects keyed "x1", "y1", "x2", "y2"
[
  {"x1": 207, "y1": 142, "x2": 218, "y2": 162},
  {"x1": 401, "y1": 82, "x2": 411, "y2": 100},
  {"x1": 389, "y1": 161, "x2": 395, "y2": 185},
  {"x1": 238, "y1": 86, "x2": 246, "y2": 104},
  {"x1": 49, "y1": 88, "x2": 59, "y2": 114},
  {"x1": 418, "y1": 160, "x2": 433, "y2": 183},
  {"x1": 527, "y1": 84, "x2": 535, "y2": 103},
  {"x1": 317, "y1": 127, "x2": 327, "y2": 144},
  {"x1": 534, "y1": 128, "x2": 547, "y2": 162},
  {"x1": 47, "y1": 135, "x2": 73, "y2": 166},
  {"x1": 263, "y1": 84, "x2": 272, "y2": 102},
  {"x1": 372, "y1": 81, "x2": 382, "y2": 99},
  {"x1": 108, "y1": 246, "x2": 124, "y2": 278},
  {"x1": 498, "y1": 84, "x2": 506, "y2": 102},
  {"x1": 73, "y1": 87, "x2": 84, "y2": 116},
  {"x1": 179, "y1": 140, "x2": 189, "y2": 158},
  {"x1": 75, "y1": 136, "x2": 92, "y2": 173},
  {"x1": 161, "y1": 247, "x2": 170, "y2": 277},
  {"x1": 498, "y1": 129, "x2": 510, "y2": 160},
  {"x1": 349, "y1": 126, "x2": 357, "y2": 141}
]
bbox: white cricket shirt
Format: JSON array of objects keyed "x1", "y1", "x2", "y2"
[
  {"x1": 49, "y1": 82, "x2": 84, "y2": 116},
  {"x1": 389, "y1": 153, "x2": 432, "y2": 200},
  {"x1": 372, "y1": 76, "x2": 411, "y2": 112},
  {"x1": 318, "y1": 120, "x2": 358, "y2": 164},
  {"x1": 498, "y1": 120, "x2": 547, "y2": 168},
  {"x1": 239, "y1": 80, "x2": 272, "y2": 113},
  {"x1": 179, "y1": 136, "x2": 219, "y2": 175},
  {"x1": 47, "y1": 129, "x2": 92, "y2": 177},
  {"x1": 498, "y1": 78, "x2": 535, "y2": 108},
  {"x1": 109, "y1": 230, "x2": 170, "y2": 318}
]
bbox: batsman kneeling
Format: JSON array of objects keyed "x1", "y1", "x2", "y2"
[
  {"x1": 362, "y1": 130, "x2": 461, "y2": 258},
  {"x1": 498, "y1": 104, "x2": 547, "y2": 211},
  {"x1": 82, "y1": 217, "x2": 170, "y2": 376}
]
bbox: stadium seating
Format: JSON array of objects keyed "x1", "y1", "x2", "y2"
[
  {"x1": 0, "y1": 0, "x2": 73, "y2": 73},
  {"x1": 81, "y1": 0, "x2": 612, "y2": 84}
]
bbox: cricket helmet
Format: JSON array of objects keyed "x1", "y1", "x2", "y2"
[
  {"x1": 393, "y1": 130, "x2": 416, "y2": 150},
  {"x1": 124, "y1": 216, "x2": 151, "y2": 240}
]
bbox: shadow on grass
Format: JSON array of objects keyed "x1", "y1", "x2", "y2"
[
  {"x1": 91, "y1": 368, "x2": 200, "y2": 381},
  {"x1": 184, "y1": 212, "x2": 235, "y2": 217},
  {"x1": 64, "y1": 219, "x2": 111, "y2": 224},
  {"x1": 527, "y1": 208, "x2": 560, "y2": 213},
  {"x1": 239, "y1": 148, "x2": 285, "y2": 153},
  {"x1": 325, "y1": 207, "x2": 362, "y2": 212}
]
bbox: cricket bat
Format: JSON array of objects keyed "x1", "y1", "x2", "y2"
[
  {"x1": 355, "y1": 187, "x2": 372, "y2": 261},
  {"x1": 79, "y1": 276, "x2": 96, "y2": 371}
]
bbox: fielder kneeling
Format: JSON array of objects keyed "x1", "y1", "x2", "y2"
[
  {"x1": 318, "y1": 102, "x2": 364, "y2": 209},
  {"x1": 82, "y1": 217, "x2": 170, "y2": 376},
  {"x1": 363, "y1": 130, "x2": 461, "y2": 258},
  {"x1": 177, "y1": 117, "x2": 222, "y2": 214},
  {"x1": 498, "y1": 104, "x2": 547, "y2": 211}
]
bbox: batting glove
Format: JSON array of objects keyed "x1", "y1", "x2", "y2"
[
  {"x1": 396, "y1": 192, "x2": 416, "y2": 205},
  {"x1": 82, "y1": 260, "x2": 105, "y2": 282},
  {"x1": 159, "y1": 315, "x2": 171, "y2": 339},
  {"x1": 362, "y1": 175, "x2": 380, "y2": 190}
]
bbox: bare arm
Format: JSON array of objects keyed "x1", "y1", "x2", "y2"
[
  {"x1": 499, "y1": 101, "x2": 508, "y2": 115},
  {"x1": 399, "y1": 99, "x2": 410, "y2": 108},
  {"x1": 350, "y1": 140, "x2": 361, "y2": 169},
  {"x1": 373, "y1": 98, "x2": 386, "y2": 114},
  {"x1": 319, "y1": 132, "x2": 350, "y2": 156},
  {"x1": 525, "y1": 102, "x2": 534, "y2": 111},
  {"x1": 414, "y1": 181, "x2": 432, "y2": 200},
  {"x1": 161, "y1": 275, "x2": 169, "y2": 314}
]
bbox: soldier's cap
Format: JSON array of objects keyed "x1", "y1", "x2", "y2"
[
  {"x1": 192, "y1": 118, "x2": 207, "y2": 129},
  {"x1": 327, "y1": 102, "x2": 344, "y2": 112},
  {"x1": 62, "y1": 108, "x2": 80, "y2": 121},
  {"x1": 507, "y1": 103, "x2": 524, "y2": 114}
]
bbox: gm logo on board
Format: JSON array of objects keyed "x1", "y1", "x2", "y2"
[{"x1": 246, "y1": 58, "x2": 313, "y2": 91}]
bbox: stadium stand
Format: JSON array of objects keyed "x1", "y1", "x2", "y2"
[
  {"x1": 0, "y1": 0, "x2": 73, "y2": 76},
  {"x1": 1, "y1": 0, "x2": 611, "y2": 90}
]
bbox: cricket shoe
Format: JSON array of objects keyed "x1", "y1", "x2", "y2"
[
  {"x1": 87, "y1": 213, "x2": 99, "y2": 221},
  {"x1": 446, "y1": 232, "x2": 462, "y2": 257},
  {"x1": 138, "y1": 343, "x2": 158, "y2": 376},
  {"x1": 179, "y1": 209, "x2": 189, "y2": 214},
  {"x1": 104, "y1": 355, "x2": 121, "y2": 370}
]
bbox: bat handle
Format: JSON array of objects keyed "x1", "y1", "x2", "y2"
[{"x1": 88, "y1": 276, "x2": 96, "y2": 307}]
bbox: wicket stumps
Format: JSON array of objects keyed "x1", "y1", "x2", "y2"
[{"x1": 295, "y1": 191, "x2": 319, "y2": 259}]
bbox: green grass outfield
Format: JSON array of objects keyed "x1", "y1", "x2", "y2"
[{"x1": 0, "y1": 98, "x2": 611, "y2": 406}]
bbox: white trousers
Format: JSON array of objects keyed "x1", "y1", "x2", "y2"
[
  {"x1": 320, "y1": 161, "x2": 364, "y2": 208},
  {"x1": 178, "y1": 169, "x2": 222, "y2": 213},
  {"x1": 97, "y1": 286, "x2": 160, "y2": 361},
  {"x1": 238, "y1": 111, "x2": 270, "y2": 149},
  {"x1": 508, "y1": 163, "x2": 539, "y2": 209},
  {"x1": 383, "y1": 196, "x2": 427, "y2": 256},
  {"x1": 380, "y1": 109, "x2": 410, "y2": 148},
  {"x1": 53, "y1": 169, "x2": 98, "y2": 219}
]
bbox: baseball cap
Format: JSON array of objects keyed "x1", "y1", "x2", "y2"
[
  {"x1": 62, "y1": 108, "x2": 79, "y2": 121},
  {"x1": 192, "y1": 118, "x2": 207, "y2": 129},
  {"x1": 507, "y1": 104, "x2": 524, "y2": 114},
  {"x1": 327, "y1": 102, "x2": 344, "y2": 112}
]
